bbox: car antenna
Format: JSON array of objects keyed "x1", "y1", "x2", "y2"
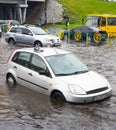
[{"x1": 34, "y1": 46, "x2": 40, "y2": 51}]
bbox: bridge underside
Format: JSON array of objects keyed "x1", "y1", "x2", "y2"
[{"x1": 0, "y1": 0, "x2": 45, "y2": 23}]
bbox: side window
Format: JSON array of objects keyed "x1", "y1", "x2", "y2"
[
  {"x1": 22, "y1": 28, "x2": 31, "y2": 35},
  {"x1": 12, "y1": 52, "x2": 31, "y2": 68},
  {"x1": 101, "y1": 18, "x2": 106, "y2": 26},
  {"x1": 108, "y1": 18, "x2": 116, "y2": 26},
  {"x1": 10, "y1": 27, "x2": 17, "y2": 33},
  {"x1": 16, "y1": 28, "x2": 22, "y2": 34},
  {"x1": 30, "y1": 54, "x2": 47, "y2": 72}
]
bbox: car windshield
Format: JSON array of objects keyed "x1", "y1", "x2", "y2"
[
  {"x1": 85, "y1": 16, "x2": 100, "y2": 27},
  {"x1": 46, "y1": 53, "x2": 88, "y2": 76},
  {"x1": 30, "y1": 27, "x2": 47, "y2": 35}
]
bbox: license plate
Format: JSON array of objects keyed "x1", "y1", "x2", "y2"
[{"x1": 93, "y1": 94, "x2": 108, "y2": 101}]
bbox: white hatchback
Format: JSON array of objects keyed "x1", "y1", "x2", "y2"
[{"x1": 6, "y1": 47, "x2": 112, "y2": 103}]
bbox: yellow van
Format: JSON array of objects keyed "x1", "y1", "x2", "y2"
[{"x1": 85, "y1": 14, "x2": 116, "y2": 36}]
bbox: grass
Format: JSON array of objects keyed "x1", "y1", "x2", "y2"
[{"x1": 49, "y1": 0, "x2": 116, "y2": 28}]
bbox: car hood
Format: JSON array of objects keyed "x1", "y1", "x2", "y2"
[
  {"x1": 89, "y1": 26, "x2": 101, "y2": 31},
  {"x1": 59, "y1": 71, "x2": 108, "y2": 92}
]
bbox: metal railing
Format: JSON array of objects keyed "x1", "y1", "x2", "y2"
[{"x1": 46, "y1": 28, "x2": 116, "y2": 46}]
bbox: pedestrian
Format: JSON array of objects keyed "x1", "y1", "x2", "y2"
[
  {"x1": 64, "y1": 16, "x2": 69, "y2": 26},
  {"x1": 38, "y1": 18, "x2": 42, "y2": 27},
  {"x1": 82, "y1": 18, "x2": 84, "y2": 24}
]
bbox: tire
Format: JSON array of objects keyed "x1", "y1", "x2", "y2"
[
  {"x1": 34, "y1": 41, "x2": 42, "y2": 47},
  {"x1": 8, "y1": 38, "x2": 15, "y2": 45},
  {"x1": 74, "y1": 31, "x2": 82, "y2": 41},
  {"x1": 51, "y1": 91, "x2": 66, "y2": 102},
  {"x1": 93, "y1": 33, "x2": 102, "y2": 44},
  {"x1": 6, "y1": 74, "x2": 16, "y2": 87}
]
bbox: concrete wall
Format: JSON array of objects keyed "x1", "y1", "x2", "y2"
[
  {"x1": 46, "y1": 0, "x2": 63, "y2": 24},
  {"x1": 0, "y1": 0, "x2": 64, "y2": 24},
  {"x1": 26, "y1": 0, "x2": 64, "y2": 25},
  {"x1": 0, "y1": 0, "x2": 26, "y2": 4}
]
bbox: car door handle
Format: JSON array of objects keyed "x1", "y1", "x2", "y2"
[
  {"x1": 13, "y1": 66, "x2": 17, "y2": 69},
  {"x1": 28, "y1": 73, "x2": 33, "y2": 76}
]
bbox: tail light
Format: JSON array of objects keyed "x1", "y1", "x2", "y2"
[{"x1": 95, "y1": 31, "x2": 99, "y2": 34}]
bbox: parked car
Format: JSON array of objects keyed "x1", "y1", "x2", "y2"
[
  {"x1": 62, "y1": 26, "x2": 107, "y2": 44},
  {"x1": 5, "y1": 25, "x2": 61, "y2": 47},
  {"x1": 0, "y1": 20, "x2": 20, "y2": 32},
  {"x1": 6, "y1": 47, "x2": 112, "y2": 103}
]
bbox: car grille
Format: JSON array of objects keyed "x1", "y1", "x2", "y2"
[
  {"x1": 87, "y1": 87, "x2": 108, "y2": 94},
  {"x1": 50, "y1": 39, "x2": 60, "y2": 43},
  {"x1": 50, "y1": 39, "x2": 55, "y2": 43}
]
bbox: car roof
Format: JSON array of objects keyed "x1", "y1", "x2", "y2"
[
  {"x1": 11, "y1": 25, "x2": 40, "y2": 29},
  {"x1": 72, "y1": 26, "x2": 100, "y2": 32},
  {"x1": 15, "y1": 47, "x2": 70, "y2": 57}
]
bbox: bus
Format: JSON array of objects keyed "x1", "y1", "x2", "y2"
[{"x1": 85, "y1": 14, "x2": 116, "y2": 36}]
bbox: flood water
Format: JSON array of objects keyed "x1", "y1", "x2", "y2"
[{"x1": 0, "y1": 36, "x2": 116, "y2": 130}]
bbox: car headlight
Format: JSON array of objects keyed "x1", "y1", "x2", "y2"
[{"x1": 68, "y1": 84, "x2": 86, "y2": 95}]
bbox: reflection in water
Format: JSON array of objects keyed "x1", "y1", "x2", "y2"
[
  {"x1": 0, "y1": 38, "x2": 116, "y2": 129},
  {"x1": 0, "y1": 85, "x2": 15, "y2": 121}
]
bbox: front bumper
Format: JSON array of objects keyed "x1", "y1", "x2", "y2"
[{"x1": 65, "y1": 90, "x2": 112, "y2": 103}]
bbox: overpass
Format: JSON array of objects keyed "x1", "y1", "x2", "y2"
[{"x1": 0, "y1": 0, "x2": 45, "y2": 23}]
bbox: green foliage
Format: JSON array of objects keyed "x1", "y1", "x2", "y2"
[{"x1": 58, "y1": 0, "x2": 116, "y2": 23}]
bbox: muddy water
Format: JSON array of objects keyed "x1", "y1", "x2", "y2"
[{"x1": 0, "y1": 37, "x2": 116, "y2": 130}]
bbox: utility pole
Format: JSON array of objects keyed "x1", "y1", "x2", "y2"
[{"x1": 44, "y1": 0, "x2": 47, "y2": 27}]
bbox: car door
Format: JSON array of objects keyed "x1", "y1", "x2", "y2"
[
  {"x1": 12, "y1": 51, "x2": 32, "y2": 87},
  {"x1": 27, "y1": 54, "x2": 53, "y2": 95},
  {"x1": 14, "y1": 28, "x2": 23, "y2": 43},
  {"x1": 21, "y1": 28, "x2": 34, "y2": 45}
]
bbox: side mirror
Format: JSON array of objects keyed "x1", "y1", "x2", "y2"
[
  {"x1": 28, "y1": 33, "x2": 33, "y2": 36},
  {"x1": 39, "y1": 69, "x2": 51, "y2": 77}
]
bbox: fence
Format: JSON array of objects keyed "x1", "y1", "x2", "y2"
[{"x1": 46, "y1": 28, "x2": 116, "y2": 46}]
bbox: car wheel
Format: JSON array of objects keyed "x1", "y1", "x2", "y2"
[
  {"x1": 74, "y1": 31, "x2": 82, "y2": 41},
  {"x1": 6, "y1": 74, "x2": 16, "y2": 87},
  {"x1": 34, "y1": 41, "x2": 42, "y2": 47},
  {"x1": 8, "y1": 38, "x2": 15, "y2": 45},
  {"x1": 93, "y1": 33, "x2": 102, "y2": 44},
  {"x1": 51, "y1": 91, "x2": 66, "y2": 102}
]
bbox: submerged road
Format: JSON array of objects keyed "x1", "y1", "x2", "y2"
[{"x1": 0, "y1": 36, "x2": 116, "y2": 130}]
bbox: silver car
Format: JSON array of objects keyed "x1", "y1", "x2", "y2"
[
  {"x1": 5, "y1": 25, "x2": 61, "y2": 47},
  {"x1": 6, "y1": 47, "x2": 112, "y2": 103}
]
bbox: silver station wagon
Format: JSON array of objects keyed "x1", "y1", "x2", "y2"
[
  {"x1": 6, "y1": 47, "x2": 112, "y2": 103},
  {"x1": 5, "y1": 25, "x2": 61, "y2": 47}
]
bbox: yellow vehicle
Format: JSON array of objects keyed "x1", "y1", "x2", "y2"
[{"x1": 85, "y1": 14, "x2": 116, "y2": 36}]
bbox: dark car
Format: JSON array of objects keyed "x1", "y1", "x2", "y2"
[
  {"x1": 0, "y1": 28, "x2": 2, "y2": 38},
  {"x1": 63, "y1": 26, "x2": 108, "y2": 44},
  {"x1": 0, "y1": 20, "x2": 20, "y2": 32}
]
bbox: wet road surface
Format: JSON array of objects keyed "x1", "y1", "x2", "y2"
[{"x1": 0, "y1": 36, "x2": 116, "y2": 130}]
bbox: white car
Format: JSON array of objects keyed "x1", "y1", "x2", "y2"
[
  {"x1": 5, "y1": 25, "x2": 61, "y2": 47},
  {"x1": 6, "y1": 47, "x2": 112, "y2": 103}
]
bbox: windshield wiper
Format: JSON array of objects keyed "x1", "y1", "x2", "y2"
[
  {"x1": 55, "y1": 73, "x2": 71, "y2": 76},
  {"x1": 55, "y1": 70, "x2": 88, "y2": 76},
  {"x1": 70, "y1": 70, "x2": 89, "y2": 75},
  {"x1": 36, "y1": 33, "x2": 46, "y2": 35}
]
